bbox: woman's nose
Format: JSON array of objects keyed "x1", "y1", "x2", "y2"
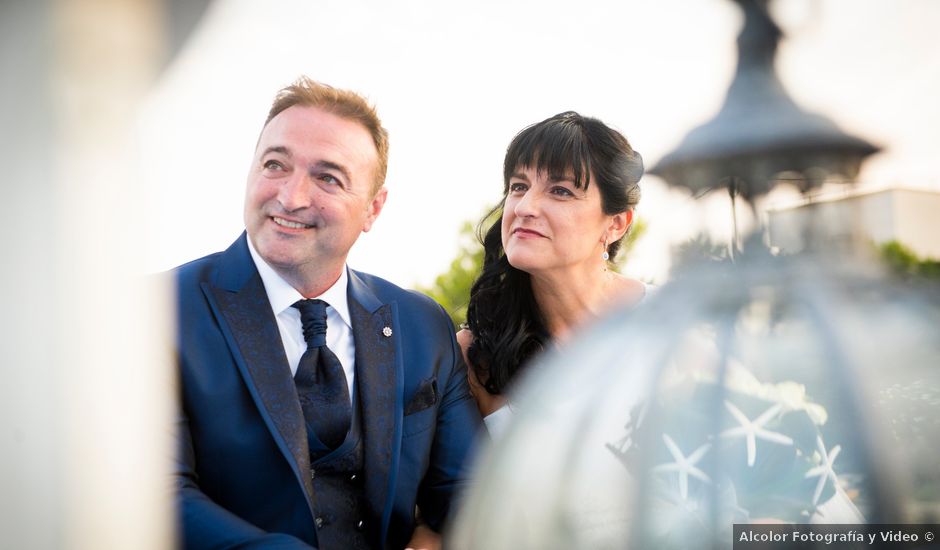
[{"x1": 513, "y1": 189, "x2": 539, "y2": 218}]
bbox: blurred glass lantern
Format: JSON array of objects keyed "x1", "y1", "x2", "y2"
[
  {"x1": 449, "y1": 1, "x2": 940, "y2": 549},
  {"x1": 450, "y1": 257, "x2": 940, "y2": 549},
  {"x1": 649, "y1": 0, "x2": 879, "y2": 201}
]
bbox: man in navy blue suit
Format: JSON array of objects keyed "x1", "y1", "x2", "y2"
[{"x1": 173, "y1": 77, "x2": 481, "y2": 549}]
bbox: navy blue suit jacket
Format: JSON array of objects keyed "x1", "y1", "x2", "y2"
[{"x1": 174, "y1": 234, "x2": 481, "y2": 549}]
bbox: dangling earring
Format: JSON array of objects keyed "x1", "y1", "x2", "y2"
[{"x1": 602, "y1": 237, "x2": 610, "y2": 261}]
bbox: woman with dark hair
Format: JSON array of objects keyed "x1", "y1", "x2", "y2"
[{"x1": 458, "y1": 111, "x2": 647, "y2": 436}]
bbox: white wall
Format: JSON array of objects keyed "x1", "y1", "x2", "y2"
[{"x1": 767, "y1": 187, "x2": 940, "y2": 259}]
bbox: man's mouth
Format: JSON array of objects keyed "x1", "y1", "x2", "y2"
[{"x1": 272, "y1": 216, "x2": 313, "y2": 229}]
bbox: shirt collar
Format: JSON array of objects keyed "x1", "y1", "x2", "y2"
[{"x1": 246, "y1": 236, "x2": 352, "y2": 330}]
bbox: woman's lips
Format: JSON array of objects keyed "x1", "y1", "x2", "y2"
[{"x1": 513, "y1": 227, "x2": 546, "y2": 238}]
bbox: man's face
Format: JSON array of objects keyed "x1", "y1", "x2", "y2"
[{"x1": 244, "y1": 105, "x2": 387, "y2": 282}]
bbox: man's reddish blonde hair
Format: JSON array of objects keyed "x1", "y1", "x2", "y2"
[{"x1": 265, "y1": 76, "x2": 389, "y2": 192}]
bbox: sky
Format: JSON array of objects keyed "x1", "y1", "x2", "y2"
[{"x1": 140, "y1": 0, "x2": 940, "y2": 287}]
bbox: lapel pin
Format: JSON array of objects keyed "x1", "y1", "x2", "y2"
[{"x1": 382, "y1": 326, "x2": 393, "y2": 337}]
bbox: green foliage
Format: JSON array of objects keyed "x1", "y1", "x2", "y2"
[
  {"x1": 878, "y1": 240, "x2": 940, "y2": 280},
  {"x1": 416, "y1": 220, "x2": 485, "y2": 328},
  {"x1": 669, "y1": 232, "x2": 732, "y2": 278}
]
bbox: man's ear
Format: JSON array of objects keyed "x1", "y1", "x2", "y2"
[
  {"x1": 608, "y1": 209, "x2": 634, "y2": 242},
  {"x1": 362, "y1": 186, "x2": 388, "y2": 233}
]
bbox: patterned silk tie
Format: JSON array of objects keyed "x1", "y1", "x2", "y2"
[{"x1": 292, "y1": 299, "x2": 352, "y2": 450}]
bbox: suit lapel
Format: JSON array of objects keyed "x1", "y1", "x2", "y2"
[
  {"x1": 348, "y1": 270, "x2": 403, "y2": 540},
  {"x1": 201, "y1": 234, "x2": 315, "y2": 508}
]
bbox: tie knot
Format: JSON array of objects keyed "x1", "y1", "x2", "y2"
[{"x1": 293, "y1": 299, "x2": 328, "y2": 348}]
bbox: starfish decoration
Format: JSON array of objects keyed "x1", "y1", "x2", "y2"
[
  {"x1": 652, "y1": 434, "x2": 712, "y2": 500},
  {"x1": 804, "y1": 435, "x2": 842, "y2": 506},
  {"x1": 720, "y1": 401, "x2": 794, "y2": 467}
]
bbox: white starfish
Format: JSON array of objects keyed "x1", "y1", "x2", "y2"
[
  {"x1": 652, "y1": 434, "x2": 712, "y2": 500},
  {"x1": 804, "y1": 435, "x2": 842, "y2": 506},
  {"x1": 720, "y1": 401, "x2": 794, "y2": 467}
]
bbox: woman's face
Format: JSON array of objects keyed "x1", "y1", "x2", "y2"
[{"x1": 501, "y1": 165, "x2": 616, "y2": 276}]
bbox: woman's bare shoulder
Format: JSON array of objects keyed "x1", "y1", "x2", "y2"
[{"x1": 610, "y1": 274, "x2": 649, "y2": 307}]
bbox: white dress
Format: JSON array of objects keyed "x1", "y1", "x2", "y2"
[{"x1": 483, "y1": 282, "x2": 655, "y2": 439}]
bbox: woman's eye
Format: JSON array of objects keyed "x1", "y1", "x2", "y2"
[
  {"x1": 509, "y1": 182, "x2": 527, "y2": 193},
  {"x1": 551, "y1": 186, "x2": 574, "y2": 197}
]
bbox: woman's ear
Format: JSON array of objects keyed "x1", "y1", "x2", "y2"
[{"x1": 608, "y1": 209, "x2": 634, "y2": 242}]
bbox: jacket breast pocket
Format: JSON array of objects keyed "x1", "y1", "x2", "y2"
[{"x1": 402, "y1": 377, "x2": 438, "y2": 437}]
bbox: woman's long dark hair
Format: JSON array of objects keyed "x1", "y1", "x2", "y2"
[{"x1": 465, "y1": 111, "x2": 643, "y2": 395}]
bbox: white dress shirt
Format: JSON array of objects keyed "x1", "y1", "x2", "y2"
[{"x1": 247, "y1": 238, "x2": 356, "y2": 399}]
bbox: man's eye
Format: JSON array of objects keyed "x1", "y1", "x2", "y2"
[
  {"x1": 263, "y1": 160, "x2": 285, "y2": 171},
  {"x1": 320, "y1": 174, "x2": 340, "y2": 185}
]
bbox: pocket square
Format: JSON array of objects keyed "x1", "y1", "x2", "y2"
[{"x1": 404, "y1": 377, "x2": 438, "y2": 416}]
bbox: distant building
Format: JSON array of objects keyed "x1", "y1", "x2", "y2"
[{"x1": 766, "y1": 186, "x2": 940, "y2": 259}]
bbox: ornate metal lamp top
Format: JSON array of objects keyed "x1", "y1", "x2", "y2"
[{"x1": 651, "y1": 0, "x2": 879, "y2": 201}]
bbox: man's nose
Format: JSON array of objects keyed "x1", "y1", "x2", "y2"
[{"x1": 278, "y1": 172, "x2": 313, "y2": 211}]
